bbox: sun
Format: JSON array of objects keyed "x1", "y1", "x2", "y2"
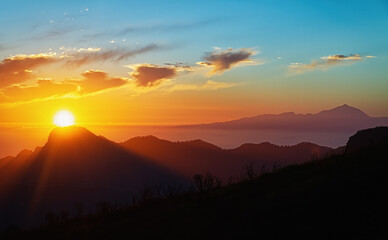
[{"x1": 53, "y1": 110, "x2": 75, "y2": 127}]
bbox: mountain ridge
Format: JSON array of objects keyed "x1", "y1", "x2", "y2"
[
  {"x1": 177, "y1": 104, "x2": 388, "y2": 131},
  {"x1": 0, "y1": 127, "x2": 186, "y2": 230},
  {"x1": 121, "y1": 134, "x2": 334, "y2": 179}
]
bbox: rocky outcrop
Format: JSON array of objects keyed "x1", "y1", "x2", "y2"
[{"x1": 346, "y1": 126, "x2": 388, "y2": 153}]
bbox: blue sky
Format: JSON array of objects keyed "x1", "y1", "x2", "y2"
[{"x1": 2, "y1": 0, "x2": 387, "y2": 58}]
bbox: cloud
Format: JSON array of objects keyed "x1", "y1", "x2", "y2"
[
  {"x1": 63, "y1": 44, "x2": 160, "y2": 66},
  {"x1": 163, "y1": 62, "x2": 193, "y2": 69},
  {"x1": 31, "y1": 26, "x2": 78, "y2": 40},
  {"x1": 0, "y1": 53, "x2": 57, "y2": 88},
  {"x1": 69, "y1": 70, "x2": 128, "y2": 94},
  {"x1": 129, "y1": 64, "x2": 177, "y2": 87},
  {"x1": 76, "y1": 47, "x2": 101, "y2": 52},
  {"x1": 321, "y1": 54, "x2": 363, "y2": 61},
  {"x1": 197, "y1": 47, "x2": 258, "y2": 74},
  {"x1": 0, "y1": 69, "x2": 128, "y2": 105},
  {"x1": 0, "y1": 79, "x2": 78, "y2": 103},
  {"x1": 117, "y1": 18, "x2": 224, "y2": 36},
  {"x1": 289, "y1": 53, "x2": 373, "y2": 74},
  {"x1": 167, "y1": 80, "x2": 239, "y2": 92}
]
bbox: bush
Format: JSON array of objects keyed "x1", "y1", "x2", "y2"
[{"x1": 194, "y1": 172, "x2": 222, "y2": 192}]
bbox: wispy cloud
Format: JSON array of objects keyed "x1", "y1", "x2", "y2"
[
  {"x1": 289, "y1": 54, "x2": 375, "y2": 74},
  {"x1": 167, "y1": 80, "x2": 239, "y2": 92},
  {"x1": 197, "y1": 47, "x2": 259, "y2": 75},
  {"x1": 0, "y1": 69, "x2": 128, "y2": 105},
  {"x1": 117, "y1": 18, "x2": 224, "y2": 36},
  {"x1": 63, "y1": 44, "x2": 161, "y2": 66},
  {"x1": 31, "y1": 26, "x2": 79, "y2": 41},
  {"x1": 79, "y1": 18, "x2": 224, "y2": 44},
  {"x1": 0, "y1": 79, "x2": 78, "y2": 103}
]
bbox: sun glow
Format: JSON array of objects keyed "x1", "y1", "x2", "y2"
[{"x1": 53, "y1": 110, "x2": 75, "y2": 127}]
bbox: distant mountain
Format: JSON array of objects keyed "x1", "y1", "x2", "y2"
[
  {"x1": 0, "y1": 127, "x2": 184, "y2": 230},
  {"x1": 180, "y1": 104, "x2": 388, "y2": 131},
  {"x1": 121, "y1": 136, "x2": 333, "y2": 179},
  {"x1": 315, "y1": 104, "x2": 370, "y2": 119}
]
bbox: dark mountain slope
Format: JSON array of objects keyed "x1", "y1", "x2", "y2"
[
  {"x1": 0, "y1": 128, "x2": 335, "y2": 230},
  {"x1": 0, "y1": 127, "x2": 185, "y2": 230},
  {"x1": 8, "y1": 127, "x2": 388, "y2": 239}
]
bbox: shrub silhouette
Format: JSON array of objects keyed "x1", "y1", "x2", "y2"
[
  {"x1": 45, "y1": 211, "x2": 57, "y2": 225},
  {"x1": 242, "y1": 162, "x2": 256, "y2": 180},
  {"x1": 58, "y1": 210, "x2": 69, "y2": 222},
  {"x1": 95, "y1": 201, "x2": 111, "y2": 216},
  {"x1": 272, "y1": 161, "x2": 281, "y2": 172},
  {"x1": 73, "y1": 202, "x2": 86, "y2": 218},
  {"x1": 132, "y1": 184, "x2": 186, "y2": 205},
  {"x1": 194, "y1": 172, "x2": 222, "y2": 192}
]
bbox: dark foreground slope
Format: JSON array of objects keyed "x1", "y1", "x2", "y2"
[{"x1": 5, "y1": 127, "x2": 388, "y2": 239}]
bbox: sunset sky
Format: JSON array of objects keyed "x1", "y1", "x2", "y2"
[{"x1": 0, "y1": 0, "x2": 387, "y2": 127}]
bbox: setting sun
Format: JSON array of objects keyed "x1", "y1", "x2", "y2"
[{"x1": 53, "y1": 110, "x2": 75, "y2": 127}]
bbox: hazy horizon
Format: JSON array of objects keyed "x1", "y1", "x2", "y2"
[{"x1": 1, "y1": 103, "x2": 388, "y2": 157}]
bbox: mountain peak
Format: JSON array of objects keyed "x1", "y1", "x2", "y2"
[
  {"x1": 335, "y1": 104, "x2": 358, "y2": 110},
  {"x1": 47, "y1": 126, "x2": 98, "y2": 144},
  {"x1": 317, "y1": 104, "x2": 369, "y2": 118}
]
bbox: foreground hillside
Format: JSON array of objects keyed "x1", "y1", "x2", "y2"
[{"x1": 4, "y1": 127, "x2": 388, "y2": 239}]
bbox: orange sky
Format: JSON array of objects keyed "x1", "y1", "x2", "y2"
[{"x1": 1, "y1": 1, "x2": 387, "y2": 158}]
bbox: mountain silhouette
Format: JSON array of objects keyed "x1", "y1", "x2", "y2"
[
  {"x1": 31, "y1": 127, "x2": 184, "y2": 187},
  {"x1": 180, "y1": 104, "x2": 388, "y2": 131},
  {"x1": 315, "y1": 104, "x2": 369, "y2": 118},
  {"x1": 121, "y1": 136, "x2": 333, "y2": 179},
  {"x1": 6, "y1": 126, "x2": 388, "y2": 239},
  {"x1": 0, "y1": 126, "x2": 353, "y2": 230},
  {"x1": 0, "y1": 126, "x2": 185, "y2": 229},
  {"x1": 346, "y1": 126, "x2": 388, "y2": 153}
]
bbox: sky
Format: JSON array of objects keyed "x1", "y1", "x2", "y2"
[{"x1": 0, "y1": 0, "x2": 387, "y2": 127}]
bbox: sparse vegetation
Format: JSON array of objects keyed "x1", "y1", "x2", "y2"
[{"x1": 194, "y1": 172, "x2": 222, "y2": 192}]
